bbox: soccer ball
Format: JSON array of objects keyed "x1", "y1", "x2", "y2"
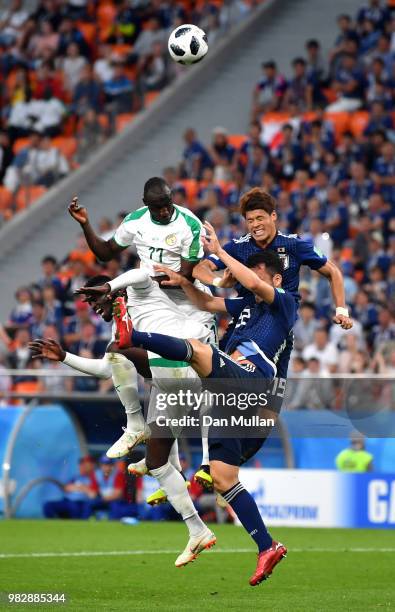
[{"x1": 168, "y1": 24, "x2": 208, "y2": 65}]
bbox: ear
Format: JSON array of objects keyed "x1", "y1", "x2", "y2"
[
  {"x1": 272, "y1": 210, "x2": 278, "y2": 222},
  {"x1": 273, "y1": 274, "x2": 282, "y2": 288}
]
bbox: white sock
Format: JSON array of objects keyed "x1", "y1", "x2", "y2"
[
  {"x1": 109, "y1": 353, "x2": 145, "y2": 432},
  {"x1": 150, "y1": 462, "x2": 206, "y2": 537},
  {"x1": 168, "y1": 439, "x2": 182, "y2": 472},
  {"x1": 201, "y1": 437, "x2": 209, "y2": 466}
]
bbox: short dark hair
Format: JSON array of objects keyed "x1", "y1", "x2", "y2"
[
  {"x1": 240, "y1": 188, "x2": 276, "y2": 217},
  {"x1": 292, "y1": 57, "x2": 306, "y2": 66},
  {"x1": 246, "y1": 251, "x2": 283, "y2": 277},
  {"x1": 84, "y1": 275, "x2": 111, "y2": 287},
  {"x1": 42, "y1": 255, "x2": 57, "y2": 265},
  {"x1": 143, "y1": 177, "x2": 172, "y2": 204},
  {"x1": 306, "y1": 39, "x2": 319, "y2": 49},
  {"x1": 262, "y1": 60, "x2": 276, "y2": 70}
]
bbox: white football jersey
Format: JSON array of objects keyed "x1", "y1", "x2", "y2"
[
  {"x1": 113, "y1": 204, "x2": 204, "y2": 274},
  {"x1": 113, "y1": 204, "x2": 216, "y2": 340}
]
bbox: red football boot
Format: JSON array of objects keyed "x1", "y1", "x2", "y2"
[
  {"x1": 113, "y1": 296, "x2": 132, "y2": 349},
  {"x1": 249, "y1": 541, "x2": 287, "y2": 586}
]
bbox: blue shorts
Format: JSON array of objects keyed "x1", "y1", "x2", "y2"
[
  {"x1": 208, "y1": 345, "x2": 274, "y2": 380},
  {"x1": 206, "y1": 347, "x2": 285, "y2": 466},
  {"x1": 208, "y1": 436, "x2": 266, "y2": 467}
]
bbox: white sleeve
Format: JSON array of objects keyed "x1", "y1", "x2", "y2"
[
  {"x1": 63, "y1": 352, "x2": 112, "y2": 379},
  {"x1": 113, "y1": 219, "x2": 136, "y2": 248},
  {"x1": 108, "y1": 269, "x2": 151, "y2": 292}
]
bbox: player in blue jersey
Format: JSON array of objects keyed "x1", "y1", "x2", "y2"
[
  {"x1": 192, "y1": 187, "x2": 353, "y2": 485},
  {"x1": 86, "y1": 221, "x2": 295, "y2": 586}
]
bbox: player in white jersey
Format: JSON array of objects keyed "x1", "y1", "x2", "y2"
[
  {"x1": 31, "y1": 274, "x2": 216, "y2": 566},
  {"x1": 68, "y1": 177, "x2": 216, "y2": 338},
  {"x1": 68, "y1": 177, "x2": 215, "y2": 464}
]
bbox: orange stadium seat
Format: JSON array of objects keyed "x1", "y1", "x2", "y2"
[
  {"x1": 51, "y1": 137, "x2": 77, "y2": 160},
  {"x1": 115, "y1": 113, "x2": 136, "y2": 132},
  {"x1": 227, "y1": 134, "x2": 247, "y2": 150},
  {"x1": 110, "y1": 44, "x2": 133, "y2": 59},
  {"x1": 0, "y1": 187, "x2": 13, "y2": 211},
  {"x1": 350, "y1": 111, "x2": 369, "y2": 137},
  {"x1": 12, "y1": 137, "x2": 30, "y2": 154},
  {"x1": 325, "y1": 112, "x2": 350, "y2": 142},
  {"x1": 178, "y1": 179, "x2": 199, "y2": 205},
  {"x1": 76, "y1": 22, "x2": 97, "y2": 47},
  {"x1": 144, "y1": 91, "x2": 160, "y2": 107},
  {"x1": 15, "y1": 186, "x2": 47, "y2": 210},
  {"x1": 97, "y1": 3, "x2": 116, "y2": 38}
]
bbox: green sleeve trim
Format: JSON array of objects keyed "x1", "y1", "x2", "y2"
[
  {"x1": 178, "y1": 208, "x2": 202, "y2": 260},
  {"x1": 148, "y1": 357, "x2": 190, "y2": 368},
  {"x1": 122, "y1": 207, "x2": 148, "y2": 223},
  {"x1": 112, "y1": 234, "x2": 128, "y2": 248}
]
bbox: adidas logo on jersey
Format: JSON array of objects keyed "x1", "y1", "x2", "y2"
[{"x1": 219, "y1": 358, "x2": 226, "y2": 367}]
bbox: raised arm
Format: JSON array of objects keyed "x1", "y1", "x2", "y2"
[
  {"x1": 68, "y1": 197, "x2": 124, "y2": 262},
  {"x1": 202, "y1": 222, "x2": 275, "y2": 303},
  {"x1": 317, "y1": 260, "x2": 353, "y2": 329}
]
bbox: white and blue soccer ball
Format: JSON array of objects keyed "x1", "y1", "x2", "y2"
[{"x1": 168, "y1": 24, "x2": 208, "y2": 65}]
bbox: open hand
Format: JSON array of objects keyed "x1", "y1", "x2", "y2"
[
  {"x1": 202, "y1": 221, "x2": 222, "y2": 256},
  {"x1": 28, "y1": 338, "x2": 66, "y2": 362}
]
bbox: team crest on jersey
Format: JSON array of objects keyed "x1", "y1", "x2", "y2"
[
  {"x1": 165, "y1": 233, "x2": 177, "y2": 246},
  {"x1": 277, "y1": 248, "x2": 289, "y2": 270}
]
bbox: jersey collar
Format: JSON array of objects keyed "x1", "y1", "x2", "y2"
[{"x1": 150, "y1": 206, "x2": 179, "y2": 225}]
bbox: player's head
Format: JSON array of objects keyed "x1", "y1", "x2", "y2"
[
  {"x1": 143, "y1": 177, "x2": 174, "y2": 224},
  {"x1": 246, "y1": 251, "x2": 283, "y2": 293},
  {"x1": 83, "y1": 274, "x2": 117, "y2": 322},
  {"x1": 240, "y1": 188, "x2": 277, "y2": 244}
]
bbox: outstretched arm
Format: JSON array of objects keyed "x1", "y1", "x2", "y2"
[
  {"x1": 68, "y1": 197, "x2": 124, "y2": 262},
  {"x1": 317, "y1": 260, "x2": 353, "y2": 330},
  {"x1": 203, "y1": 222, "x2": 275, "y2": 303},
  {"x1": 29, "y1": 339, "x2": 112, "y2": 379}
]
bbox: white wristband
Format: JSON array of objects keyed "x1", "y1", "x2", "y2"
[
  {"x1": 212, "y1": 277, "x2": 222, "y2": 287},
  {"x1": 336, "y1": 307, "x2": 349, "y2": 317}
]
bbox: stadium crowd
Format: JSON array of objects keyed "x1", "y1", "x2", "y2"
[
  {"x1": 0, "y1": 0, "x2": 256, "y2": 217},
  {"x1": 0, "y1": 0, "x2": 394, "y2": 409}
]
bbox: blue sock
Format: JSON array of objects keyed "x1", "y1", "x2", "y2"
[
  {"x1": 222, "y1": 482, "x2": 272, "y2": 552},
  {"x1": 132, "y1": 330, "x2": 193, "y2": 362}
]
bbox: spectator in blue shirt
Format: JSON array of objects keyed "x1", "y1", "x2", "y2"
[
  {"x1": 208, "y1": 126, "x2": 235, "y2": 180},
  {"x1": 364, "y1": 100, "x2": 393, "y2": 135},
  {"x1": 372, "y1": 141, "x2": 395, "y2": 206},
  {"x1": 327, "y1": 53, "x2": 366, "y2": 112},
  {"x1": 324, "y1": 186, "x2": 349, "y2": 246},
  {"x1": 272, "y1": 123, "x2": 304, "y2": 181},
  {"x1": 181, "y1": 127, "x2": 212, "y2": 179},
  {"x1": 251, "y1": 60, "x2": 287, "y2": 120},
  {"x1": 103, "y1": 61, "x2": 134, "y2": 118},
  {"x1": 284, "y1": 57, "x2": 312, "y2": 112},
  {"x1": 58, "y1": 17, "x2": 90, "y2": 58},
  {"x1": 356, "y1": 0, "x2": 390, "y2": 31},
  {"x1": 346, "y1": 161, "x2": 375, "y2": 210},
  {"x1": 72, "y1": 65, "x2": 102, "y2": 116},
  {"x1": 244, "y1": 145, "x2": 268, "y2": 187}
]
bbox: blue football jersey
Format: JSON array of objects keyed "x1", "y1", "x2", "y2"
[
  {"x1": 224, "y1": 289, "x2": 297, "y2": 376},
  {"x1": 208, "y1": 231, "x2": 327, "y2": 300}
]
